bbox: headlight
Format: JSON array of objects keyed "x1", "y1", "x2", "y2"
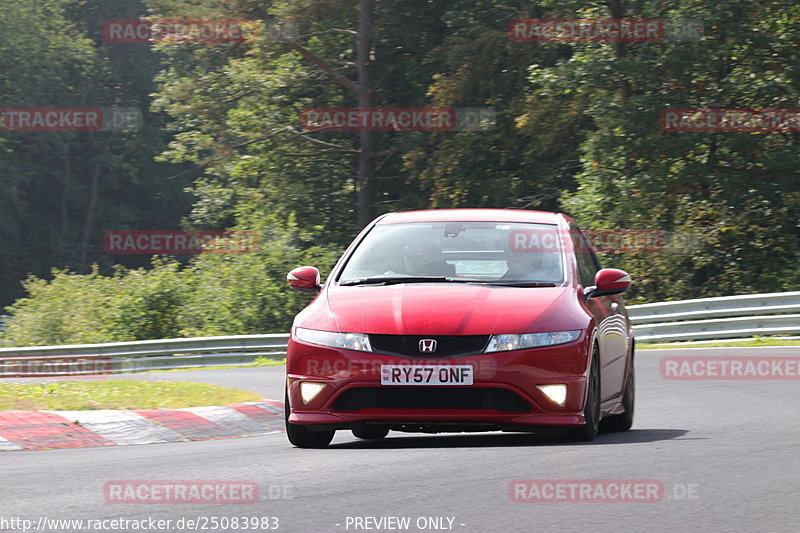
[
  {"x1": 484, "y1": 330, "x2": 581, "y2": 352},
  {"x1": 294, "y1": 327, "x2": 373, "y2": 352}
]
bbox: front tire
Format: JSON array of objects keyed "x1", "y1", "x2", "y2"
[
  {"x1": 567, "y1": 346, "x2": 601, "y2": 442},
  {"x1": 601, "y1": 360, "x2": 634, "y2": 432},
  {"x1": 285, "y1": 389, "x2": 334, "y2": 448}
]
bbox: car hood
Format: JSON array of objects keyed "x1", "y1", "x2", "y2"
[{"x1": 323, "y1": 284, "x2": 570, "y2": 335}]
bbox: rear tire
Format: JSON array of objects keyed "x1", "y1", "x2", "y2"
[
  {"x1": 567, "y1": 346, "x2": 601, "y2": 442},
  {"x1": 352, "y1": 426, "x2": 390, "y2": 440},
  {"x1": 285, "y1": 389, "x2": 334, "y2": 448},
  {"x1": 601, "y1": 361, "x2": 634, "y2": 432}
]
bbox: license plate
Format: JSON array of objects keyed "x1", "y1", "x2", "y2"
[{"x1": 380, "y1": 365, "x2": 474, "y2": 386}]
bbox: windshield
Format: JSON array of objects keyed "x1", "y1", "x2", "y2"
[{"x1": 338, "y1": 221, "x2": 565, "y2": 285}]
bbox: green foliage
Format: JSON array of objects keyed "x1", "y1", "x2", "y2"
[
  {"x1": 2, "y1": 261, "x2": 192, "y2": 346},
  {"x1": 105, "y1": 260, "x2": 194, "y2": 341},
  {"x1": 4, "y1": 266, "x2": 116, "y2": 346},
  {"x1": 3, "y1": 219, "x2": 339, "y2": 346},
  {"x1": 0, "y1": 0, "x2": 194, "y2": 304},
  {"x1": 177, "y1": 215, "x2": 339, "y2": 336},
  {"x1": 3, "y1": 0, "x2": 800, "y2": 345},
  {"x1": 531, "y1": 0, "x2": 800, "y2": 301}
]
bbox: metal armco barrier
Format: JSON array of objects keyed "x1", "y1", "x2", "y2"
[
  {"x1": 628, "y1": 291, "x2": 800, "y2": 343},
  {"x1": 0, "y1": 334, "x2": 288, "y2": 377},
  {"x1": 1, "y1": 292, "x2": 798, "y2": 376}
]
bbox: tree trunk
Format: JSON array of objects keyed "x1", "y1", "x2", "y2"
[
  {"x1": 357, "y1": 0, "x2": 376, "y2": 228},
  {"x1": 61, "y1": 139, "x2": 71, "y2": 233},
  {"x1": 78, "y1": 154, "x2": 101, "y2": 269},
  {"x1": 607, "y1": 0, "x2": 631, "y2": 104},
  {"x1": 78, "y1": 134, "x2": 111, "y2": 269}
]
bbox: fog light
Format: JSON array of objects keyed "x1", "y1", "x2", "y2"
[
  {"x1": 300, "y1": 382, "x2": 327, "y2": 405},
  {"x1": 537, "y1": 384, "x2": 567, "y2": 407}
]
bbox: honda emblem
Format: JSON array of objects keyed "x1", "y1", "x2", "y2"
[{"x1": 419, "y1": 339, "x2": 437, "y2": 353}]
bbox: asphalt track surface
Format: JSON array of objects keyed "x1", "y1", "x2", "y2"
[{"x1": 1, "y1": 347, "x2": 799, "y2": 533}]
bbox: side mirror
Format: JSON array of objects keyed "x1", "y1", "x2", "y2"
[
  {"x1": 584, "y1": 268, "x2": 631, "y2": 298},
  {"x1": 287, "y1": 266, "x2": 322, "y2": 294}
]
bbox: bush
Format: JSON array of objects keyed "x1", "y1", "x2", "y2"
[
  {"x1": 2, "y1": 217, "x2": 340, "y2": 346},
  {"x1": 177, "y1": 220, "x2": 339, "y2": 336},
  {"x1": 3, "y1": 266, "x2": 117, "y2": 346}
]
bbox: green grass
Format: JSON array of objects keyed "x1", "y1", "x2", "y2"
[
  {"x1": 0, "y1": 380, "x2": 263, "y2": 411},
  {"x1": 638, "y1": 338, "x2": 800, "y2": 349}
]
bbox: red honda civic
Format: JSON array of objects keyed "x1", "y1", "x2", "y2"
[{"x1": 285, "y1": 209, "x2": 634, "y2": 447}]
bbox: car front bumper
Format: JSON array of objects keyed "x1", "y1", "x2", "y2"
[{"x1": 286, "y1": 336, "x2": 592, "y2": 431}]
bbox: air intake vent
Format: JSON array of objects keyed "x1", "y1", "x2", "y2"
[
  {"x1": 369, "y1": 335, "x2": 489, "y2": 358},
  {"x1": 333, "y1": 387, "x2": 530, "y2": 412}
]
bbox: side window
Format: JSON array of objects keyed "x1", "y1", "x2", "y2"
[{"x1": 570, "y1": 225, "x2": 602, "y2": 287}]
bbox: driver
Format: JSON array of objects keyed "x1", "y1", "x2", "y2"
[{"x1": 402, "y1": 240, "x2": 444, "y2": 276}]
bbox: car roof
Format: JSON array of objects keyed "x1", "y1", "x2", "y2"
[{"x1": 375, "y1": 209, "x2": 567, "y2": 225}]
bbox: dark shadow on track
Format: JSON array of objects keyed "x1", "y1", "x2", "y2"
[{"x1": 327, "y1": 428, "x2": 690, "y2": 449}]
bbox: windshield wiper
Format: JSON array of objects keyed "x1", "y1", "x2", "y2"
[
  {"x1": 340, "y1": 276, "x2": 462, "y2": 286},
  {"x1": 340, "y1": 277, "x2": 558, "y2": 287},
  {"x1": 478, "y1": 281, "x2": 558, "y2": 287}
]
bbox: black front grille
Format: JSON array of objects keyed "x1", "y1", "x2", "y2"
[
  {"x1": 333, "y1": 387, "x2": 531, "y2": 412},
  {"x1": 369, "y1": 335, "x2": 489, "y2": 357}
]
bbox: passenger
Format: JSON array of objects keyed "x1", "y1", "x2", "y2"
[{"x1": 501, "y1": 249, "x2": 561, "y2": 281}]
